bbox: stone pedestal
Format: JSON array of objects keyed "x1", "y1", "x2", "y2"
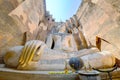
[
  {"x1": 78, "y1": 70, "x2": 101, "y2": 80},
  {"x1": 0, "y1": 67, "x2": 77, "y2": 80}
]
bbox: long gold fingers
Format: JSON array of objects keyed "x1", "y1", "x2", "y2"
[
  {"x1": 21, "y1": 41, "x2": 36, "y2": 67},
  {"x1": 23, "y1": 41, "x2": 43, "y2": 67},
  {"x1": 17, "y1": 40, "x2": 44, "y2": 69}
]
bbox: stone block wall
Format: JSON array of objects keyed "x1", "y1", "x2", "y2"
[
  {"x1": 9, "y1": 0, "x2": 53, "y2": 41},
  {"x1": 0, "y1": 0, "x2": 26, "y2": 63},
  {"x1": 76, "y1": 0, "x2": 120, "y2": 59}
]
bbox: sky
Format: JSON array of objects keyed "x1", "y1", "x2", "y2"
[{"x1": 46, "y1": 0, "x2": 82, "y2": 22}]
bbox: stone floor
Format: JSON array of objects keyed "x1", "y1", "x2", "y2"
[
  {"x1": 0, "y1": 66, "x2": 77, "y2": 80},
  {"x1": 0, "y1": 64, "x2": 120, "y2": 80}
]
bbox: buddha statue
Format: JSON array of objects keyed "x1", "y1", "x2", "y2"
[{"x1": 3, "y1": 24, "x2": 116, "y2": 71}]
